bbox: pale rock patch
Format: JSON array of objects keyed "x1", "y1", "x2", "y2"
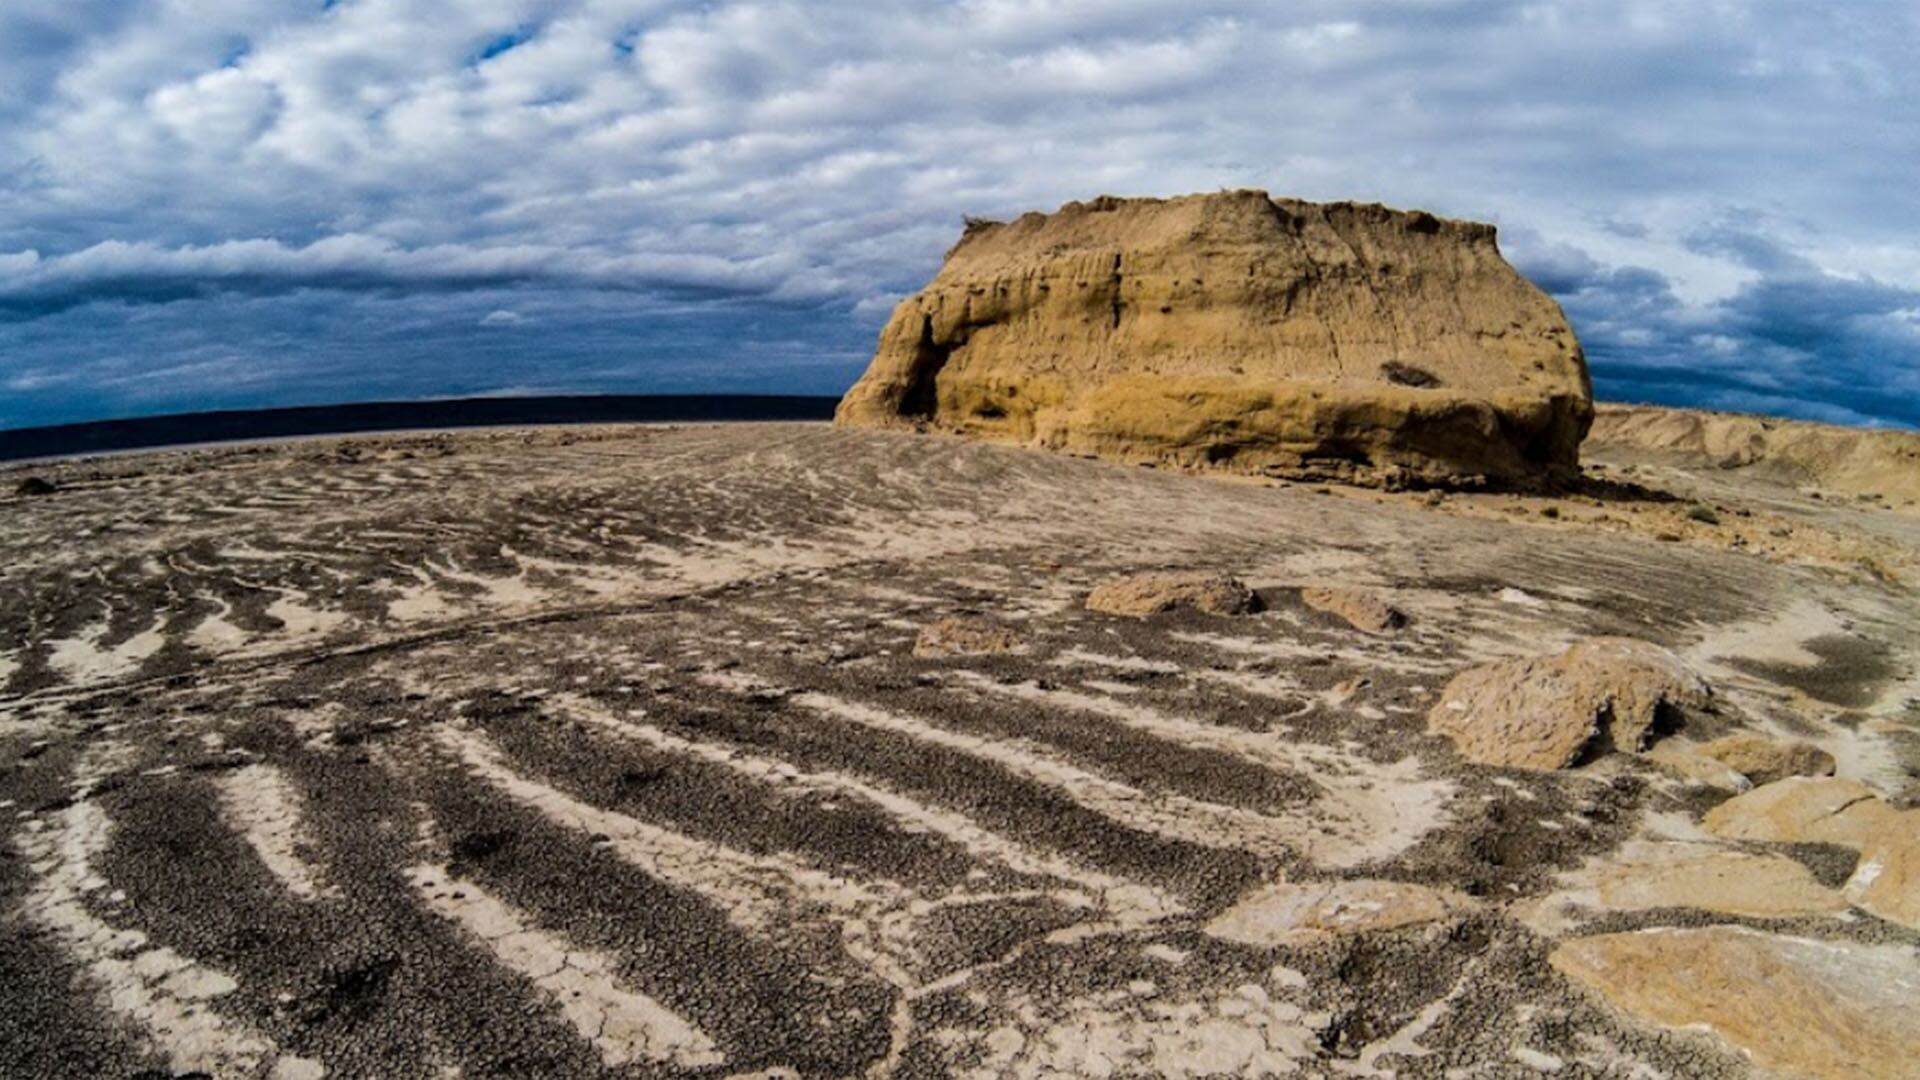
[
  {"x1": 1847, "y1": 812, "x2": 1920, "y2": 930},
  {"x1": 1592, "y1": 843, "x2": 1846, "y2": 918},
  {"x1": 1206, "y1": 880, "x2": 1478, "y2": 948}
]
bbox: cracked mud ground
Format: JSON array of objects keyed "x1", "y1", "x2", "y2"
[{"x1": 2, "y1": 423, "x2": 1917, "y2": 1079}]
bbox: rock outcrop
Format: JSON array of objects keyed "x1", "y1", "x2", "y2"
[
  {"x1": 1299, "y1": 586, "x2": 1406, "y2": 633},
  {"x1": 1588, "y1": 404, "x2": 1920, "y2": 508},
  {"x1": 1551, "y1": 927, "x2": 1920, "y2": 1080},
  {"x1": 1427, "y1": 638, "x2": 1711, "y2": 769},
  {"x1": 1702, "y1": 776, "x2": 1919, "y2": 929},
  {"x1": 837, "y1": 190, "x2": 1592, "y2": 487},
  {"x1": 1085, "y1": 570, "x2": 1259, "y2": 618}
]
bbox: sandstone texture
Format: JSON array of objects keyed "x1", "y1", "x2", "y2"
[
  {"x1": 1550, "y1": 927, "x2": 1920, "y2": 1080},
  {"x1": 912, "y1": 616, "x2": 1023, "y2": 658},
  {"x1": 1849, "y1": 822, "x2": 1920, "y2": 931},
  {"x1": 1085, "y1": 570, "x2": 1259, "y2": 618},
  {"x1": 1298, "y1": 586, "x2": 1406, "y2": 633},
  {"x1": 837, "y1": 191, "x2": 1593, "y2": 488},
  {"x1": 1205, "y1": 880, "x2": 1478, "y2": 948},
  {"x1": 1701, "y1": 776, "x2": 1899, "y2": 849},
  {"x1": 1427, "y1": 637, "x2": 1712, "y2": 769},
  {"x1": 1702, "y1": 776, "x2": 1920, "y2": 930},
  {"x1": 1591, "y1": 403, "x2": 1920, "y2": 508},
  {"x1": 1592, "y1": 844, "x2": 1846, "y2": 918},
  {"x1": 1694, "y1": 732, "x2": 1835, "y2": 786}
]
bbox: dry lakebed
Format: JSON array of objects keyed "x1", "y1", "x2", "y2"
[{"x1": 1, "y1": 419, "x2": 1917, "y2": 1079}]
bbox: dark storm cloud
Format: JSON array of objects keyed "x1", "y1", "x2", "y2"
[{"x1": 1, "y1": 0, "x2": 1916, "y2": 428}]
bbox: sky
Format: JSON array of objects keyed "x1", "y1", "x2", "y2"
[{"x1": 2, "y1": 0, "x2": 1917, "y2": 431}]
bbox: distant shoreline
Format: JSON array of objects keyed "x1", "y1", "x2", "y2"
[{"x1": 0, "y1": 394, "x2": 842, "y2": 464}]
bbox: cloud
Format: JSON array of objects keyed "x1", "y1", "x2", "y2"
[
  {"x1": 0, "y1": 233, "x2": 841, "y2": 320},
  {"x1": 1511, "y1": 224, "x2": 1920, "y2": 427},
  {"x1": 0, "y1": 0, "x2": 1915, "y2": 429}
]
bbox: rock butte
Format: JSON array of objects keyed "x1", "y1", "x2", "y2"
[{"x1": 837, "y1": 190, "x2": 1593, "y2": 487}]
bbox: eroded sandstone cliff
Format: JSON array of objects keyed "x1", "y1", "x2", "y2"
[
  {"x1": 837, "y1": 190, "x2": 1593, "y2": 486},
  {"x1": 1589, "y1": 404, "x2": 1920, "y2": 508}
]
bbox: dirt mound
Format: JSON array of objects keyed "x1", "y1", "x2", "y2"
[
  {"x1": 1589, "y1": 404, "x2": 1920, "y2": 507},
  {"x1": 836, "y1": 190, "x2": 1592, "y2": 488}
]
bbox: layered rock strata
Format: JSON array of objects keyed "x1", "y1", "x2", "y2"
[{"x1": 837, "y1": 190, "x2": 1593, "y2": 487}]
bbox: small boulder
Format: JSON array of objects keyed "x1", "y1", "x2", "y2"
[
  {"x1": 1426, "y1": 637, "x2": 1711, "y2": 770},
  {"x1": 1086, "y1": 571, "x2": 1259, "y2": 618},
  {"x1": 13, "y1": 476, "x2": 57, "y2": 496},
  {"x1": 1695, "y1": 732, "x2": 1835, "y2": 786},
  {"x1": 1299, "y1": 586, "x2": 1407, "y2": 633},
  {"x1": 913, "y1": 616, "x2": 1023, "y2": 659},
  {"x1": 1551, "y1": 926, "x2": 1920, "y2": 1080}
]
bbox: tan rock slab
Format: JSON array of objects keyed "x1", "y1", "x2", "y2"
[
  {"x1": 1085, "y1": 571, "x2": 1258, "y2": 618},
  {"x1": 1299, "y1": 586, "x2": 1407, "y2": 634},
  {"x1": 1427, "y1": 637, "x2": 1711, "y2": 770},
  {"x1": 1695, "y1": 732, "x2": 1836, "y2": 785},
  {"x1": 1701, "y1": 776, "x2": 1901, "y2": 849},
  {"x1": 1847, "y1": 810, "x2": 1920, "y2": 931},
  {"x1": 1205, "y1": 880, "x2": 1478, "y2": 948},
  {"x1": 1551, "y1": 926, "x2": 1920, "y2": 1080},
  {"x1": 836, "y1": 191, "x2": 1592, "y2": 488},
  {"x1": 1594, "y1": 844, "x2": 1846, "y2": 918},
  {"x1": 1644, "y1": 741, "x2": 1750, "y2": 791},
  {"x1": 912, "y1": 616, "x2": 1023, "y2": 658}
]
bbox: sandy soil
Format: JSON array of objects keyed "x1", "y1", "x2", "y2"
[{"x1": 1, "y1": 421, "x2": 1915, "y2": 1078}]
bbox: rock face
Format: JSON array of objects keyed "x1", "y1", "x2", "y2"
[
  {"x1": 1085, "y1": 571, "x2": 1259, "y2": 618},
  {"x1": 1427, "y1": 638, "x2": 1711, "y2": 770},
  {"x1": 1550, "y1": 927, "x2": 1920, "y2": 1080},
  {"x1": 836, "y1": 191, "x2": 1592, "y2": 487}
]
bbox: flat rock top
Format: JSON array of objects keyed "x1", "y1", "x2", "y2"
[{"x1": 1, "y1": 420, "x2": 1917, "y2": 1079}]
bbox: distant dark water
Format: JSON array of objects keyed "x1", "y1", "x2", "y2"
[{"x1": 0, "y1": 395, "x2": 842, "y2": 464}]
